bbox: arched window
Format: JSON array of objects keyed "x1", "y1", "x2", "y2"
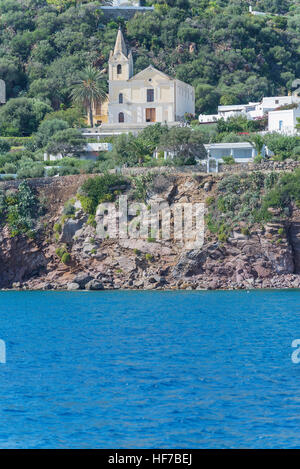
[
  {"x1": 119, "y1": 93, "x2": 123, "y2": 104},
  {"x1": 118, "y1": 112, "x2": 124, "y2": 123},
  {"x1": 117, "y1": 64, "x2": 122, "y2": 75}
]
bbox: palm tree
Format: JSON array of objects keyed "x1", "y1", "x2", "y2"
[
  {"x1": 71, "y1": 66, "x2": 107, "y2": 128},
  {"x1": 247, "y1": 133, "x2": 265, "y2": 155}
]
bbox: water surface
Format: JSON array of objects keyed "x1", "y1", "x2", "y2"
[{"x1": 0, "y1": 290, "x2": 299, "y2": 448}]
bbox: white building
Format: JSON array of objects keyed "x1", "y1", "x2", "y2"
[
  {"x1": 101, "y1": 0, "x2": 154, "y2": 15},
  {"x1": 268, "y1": 106, "x2": 300, "y2": 135},
  {"x1": 107, "y1": 28, "x2": 195, "y2": 126},
  {"x1": 199, "y1": 95, "x2": 300, "y2": 124},
  {"x1": 204, "y1": 142, "x2": 269, "y2": 173},
  {"x1": 204, "y1": 142, "x2": 262, "y2": 162},
  {"x1": 249, "y1": 5, "x2": 268, "y2": 16}
]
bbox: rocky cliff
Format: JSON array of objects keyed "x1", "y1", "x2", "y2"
[{"x1": 1, "y1": 172, "x2": 300, "y2": 291}]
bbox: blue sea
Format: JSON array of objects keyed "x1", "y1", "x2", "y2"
[{"x1": 0, "y1": 290, "x2": 300, "y2": 448}]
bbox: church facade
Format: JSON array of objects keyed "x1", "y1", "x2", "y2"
[{"x1": 90, "y1": 29, "x2": 195, "y2": 128}]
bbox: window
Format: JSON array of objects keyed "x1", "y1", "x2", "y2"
[
  {"x1": 275, "y1": 99, "x2": 279, "y2": 104},
  {"x1": 118, "y1": 112, "x2": 124, "y2": 123},
  {"x1": 147, "y1": 89, "x2": 154, "y2": 102},
  {"x1": 119, "y1": 93, "x2": 123, "y2": 104},
  {"x1": 279, "y1": 120, "x2": 283, "y2": 131},
  {"x1": 117, "y1": 64, "x2": 122, "y2": 75}
]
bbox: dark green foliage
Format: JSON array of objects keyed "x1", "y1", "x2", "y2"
[
  {"x1": 46, "y1": 128, "x2": 85, "y2": 157},
  {"x1": 111, "y1": 124, "x2": 169, "y2": 167},
  {"x1": 4, "y1": 181, "x2": 40, "y2": 236},
  {"x1": 158, "y1": 127, "x2": 207, "y2": 164},
  {"x1": 79, "y1": 173, "x2": 128, "y2": 214},
  {"x1": 63, "y1": 199, "x2": 75, "y2": 216},
  {"x1": 0, "y1": 98, "x2": 52, "y2": 136},
  {"x1": 222, "y1": 155, "x2": 235, "y2": 165},
  {"x1": 264, "y1": 134, "x2": 300, "y2": 160},
  {"x1": 0, "y1": 139, "x2": 11, "y2": 154},
  {"x1": 61, "y1": 252, "x2": 71, "y2": 264},
  {"x1": 35, "y1": 118, "x2": 69, "y2": 148},
  {"x1": 0, "y1": 0, "x2": 297, "y2": 126}
]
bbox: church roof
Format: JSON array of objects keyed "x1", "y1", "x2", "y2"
[
  {"x1": 114, "y1": 27, "x2": 128, "y2": 57},
  {"x1": 129, "y1": 65, "x2": 172, "y2": 82}
]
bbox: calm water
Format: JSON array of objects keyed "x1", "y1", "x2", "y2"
[{"x1": 0, "y1": 290, "x2": 299, "y2": 448}]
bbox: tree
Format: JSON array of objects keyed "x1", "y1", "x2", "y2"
[
  {"x1": 43, "y1": 107, "x2": 85, "y2": 128},
  {"x1": 35, "y1": 118, "x2": 69, "y2": 148},
  {"x1": 264, "y1": 133, "x2": 300, "y2": 160},
  {"x1": 0, "y1": 98, "x2": 52, "y2": 136},
  {"x1": 247, "y1": 134, "x2": 265, "y2": 155},
  {"x1": 195, "y1": 83, "x2": 220, "y2": 114},
  {"x1": 70, "y1": 66, "x2": 107, "y2": 128},
  {"x1": 46, "y1": 128, "x2": 85, "y2": 158},
  {"x1": 159, "y1": 127, "x2": 207, "y2": 164},
  {"x1": 111, "y1": 134, "x2": 140, "y2": 167},
  {"x1": 0, "y1": 139, "x2": 11, "y2": 154}
]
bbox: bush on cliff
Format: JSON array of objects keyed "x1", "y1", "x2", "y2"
[
  {"x1": 5, "y1": 181, "x2": 39, "y2": 236},
  {"x1": 79, "y1": 174, "x2": 128, "y2": 214},
  {"x1": 261, "y1": 169, "x2": 300, "y2": 210}
]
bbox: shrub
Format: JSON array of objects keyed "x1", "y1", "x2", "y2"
[
  {"x1": 0, "y1": 139, "x2": 11, "y2": 154},
  {"x1": 63, "y1": 200, "x2": 75, "y2": 216},
  {"x1": 254, "y1": 154, "x2": 263, "y2": 164},
  {"x1": 205, "y1": 196, "x2": 215, "y2": 207},
  {"x1": 80, "y1": 174, "x2": 128, "y2": 214},
  {"x1": 145, "y1": 253, "x2": 153, "y2": 262},
  {"x1": 222, "y1": 155, "x2": 235, "y2": 165},
  {"x1": 87, "y1": 214, "x2": 96, "y2": 228},
  {"x1": 54, "y1": 223, "x2": 62, "y2": 234},
  {"x1": 61, "y1": 252, "x2": 71, "y2": 264},
  {"x1": 218, "y1": 232, "x2": 227, "y2": 242},
  {"x1": 131, "y1": 174, "x2": 153, "y2": 202},
  {"x1": 241, "y1": 227, "x2": 250, "y2": 236},
  {"x1": 55, "y1": 247, "x2": 65, "y2": 258},
  {"x1": 5, "y1": 181, "x2": 39, "y2": 236}
]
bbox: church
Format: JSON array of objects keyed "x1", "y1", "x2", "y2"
[{"x1": 90, "y1": 28, "x2": 195, "y2": 130}]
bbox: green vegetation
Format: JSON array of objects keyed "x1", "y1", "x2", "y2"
[
  {"x1": 0, "y1": 181, "x2": 41, "y2": 237},
  {"x1": 70, "y1": 65, "x2": 107, "y2": 128},
  {"x1": 61, "y1": 252, "x2": 71, "y2": 264},
  {"x1": 262, "y1": 169, "x2": 300, "y2": 210},
  {"x1": 78, "y1": 173, "x2": 128, "y2": 214},
  {"x1": 0, "y1": 1, "x2": 298, "y2": 173},
  {"x1": 222, "y1": 155, "x2": 235, "y2": 165},
  {"x1": 55, "y1": 244, "x2": 71, "y2": 264},
  {"x1": 0, "y1": 0, "x2": 298, "y2": 123},
  {"x1": 207, "y1": 169, "x2": 300, "y2": 241}
]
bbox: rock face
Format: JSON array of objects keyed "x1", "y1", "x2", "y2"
[
  {"x1": 60, "y1": 218, "x2": 86, "y2": 243},
  {"x1": 72, "y1": 272, "x2": 93, "y2": 288},
  {"x1": 1, "y1": 173, "x2": 300, "y2": 291},
  {"x1": 0, "y1": 227, "x2": 48, "y2": 288},
  {"x1": 289, "y1": 207, "x2": 300, "y2": 274},
  {"x1": 85, "y1": 279, "x2": 104, "y2": 290}
]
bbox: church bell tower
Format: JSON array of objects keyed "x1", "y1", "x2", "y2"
[{"x1": 108, "y1": 27, "x2": 133, "y2": 82}]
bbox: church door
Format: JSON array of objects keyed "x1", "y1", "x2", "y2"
[{"x1": 146, "y1": 108, "x2": 156, "y2": 122}]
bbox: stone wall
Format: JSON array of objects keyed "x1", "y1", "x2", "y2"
[
  {"x1": 0, "y1": 173, "x2": 92, "y2": 191},
  {"x1": 219, "y1": 160, "x2": 300, "y2": 173}
]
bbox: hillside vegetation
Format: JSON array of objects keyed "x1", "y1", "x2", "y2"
[
  {"x1": 0, "y1": 1, "x2": 298, "y2": 177},
  {"x1": 0, "y1": 0, "x2": 299, "y2": 124}
]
